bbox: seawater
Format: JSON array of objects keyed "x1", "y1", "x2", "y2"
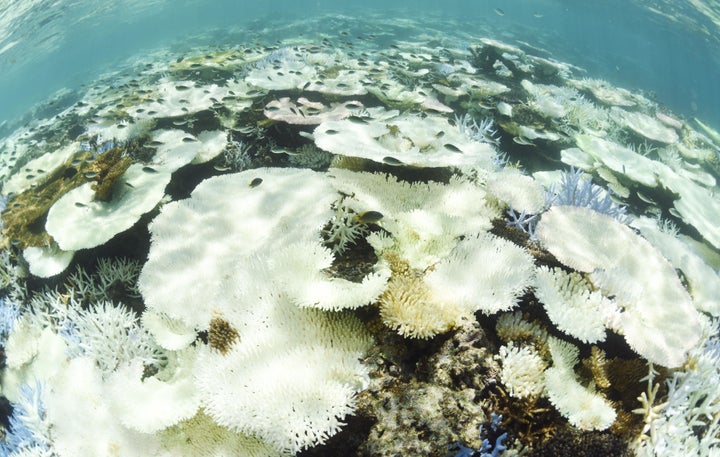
[{"x1": 0, "y1": 0, "x2": 718, "y2": 132}]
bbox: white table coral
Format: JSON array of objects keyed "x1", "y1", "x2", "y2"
[
  {"x1": 139, "y1": 168, "x2": 387, "y2": 453},
  {"x1": 314, "y1": 112, "x2": 498, "y2": 169},
  {"x1": 536, "y1": 205, "x2": 702, "y2": 367}
]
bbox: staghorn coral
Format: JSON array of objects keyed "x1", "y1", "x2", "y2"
[
  {"x1": 322, "y1": 197, "x2": 368, "y2": 255},
  {"x1": 545, "y1": 167, "x2": 631, "y2": 224}
]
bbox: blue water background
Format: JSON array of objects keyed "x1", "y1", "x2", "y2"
[{"x1": 0, "y1": 0, "x2": 718, "y2": 134}]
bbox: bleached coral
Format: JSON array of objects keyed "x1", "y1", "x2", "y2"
[
  {"x1": 487, "y1": 168, "x2": 546, "y2": 214},
  {"x1": 140, "y1": 168, "x2": 386, "y2": 331},
  {"x1": 195, "y1": 304, "x2": 372, "y2": 454},
  {"x1": 631, "y1": 216, "x2": 720, "y2": 316},
  {"x1": 66, "y1": 257, "x2": 142, "y2": 305},
  {"x1": 271, "y1": 241, "x2": 389, "y2": 311},
  {"x1": 379, "y1": 274, "x2": 463, "y2": 339},
  {"x1": 322, "y1": 198, "x2": 368, "y2": 254},
  {"x1": 264, "y1": 97, "x2": 362, "y2": 125},
  {"x1": 543, "y1": 337, "x2": 616, "y2": 431},
  {"x1": 536, "y1": 205, "x2": 702, "y2": 367},
  {"x1": 314, "y1": 112, "x2": 497, "y2": 169},
  {"x1": 497, "y1": 343, "x2": 546, "y2": 399},
  {"x1": 329, "y1": 168, "x2": 497, "y2": 270},
  {"x1": 424, "y1": 232, "x2": 535, "y2": 315},
  {"x1": 1, "y1": 380, "x2": 53, "y2": 455},
  {"x1": 22, "y1": 243, "x2": 74, "y2": 279},
  {"x1": 44, "y1": 357, "x2": 163, "y2": 457},
  {"x1": 288, "y1": 144, "x2": 334, "y2": 171},
  {"x1": 495, "y1": 313, "x2": 616, "y2": 430},
  {"x1": 64, "y1": 301, "x2": 163, "y2": 375},
  {"x1": 545, "y1": 167, "x2": 631, "y2": 224},
  {"x1": 611, "y1": 107, "x2": 679, "y2": 144},
  {"x1": 105, "y1": 348, "x2": 200, "y2": 433},
  {"x1": 139, "y1": 168, "x2": 385, "y2": 452},
  {"x1": 533, "y1": 266, "x2": 611, "y2": 344},
  {"x1": 634, "y1": 321, "x2": 720, "y2": 456}
]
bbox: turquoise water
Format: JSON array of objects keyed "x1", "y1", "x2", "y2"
[{"x1": 1, "y1": 0, "x2": 719, "y2": 132}]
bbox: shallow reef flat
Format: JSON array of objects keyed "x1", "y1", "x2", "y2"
[{"x1": 0, "y1": 14, "x2": 719, "y2": 457}]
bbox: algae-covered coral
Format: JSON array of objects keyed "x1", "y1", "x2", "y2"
[{"x1": 0, "y1": 13, "x2": 719, "y2": 457}]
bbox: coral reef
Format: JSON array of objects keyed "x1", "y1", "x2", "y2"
[{"x1": 0, "y1": 14, "x2": 717, "y2": 457}]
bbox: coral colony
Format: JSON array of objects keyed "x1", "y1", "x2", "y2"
[{"x1": 0, "y1": 13, "x2": 719, "y2": 457}]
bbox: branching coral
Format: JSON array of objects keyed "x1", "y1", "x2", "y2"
[
  {"x1": 545, "y1": 167, "x2": 631, "y2": 224},
  {"x1": 634, "y1": 322, "x2": 720, "y2": 456},
  {"x1": 322, "y1": 197, "x2": 368, "y2": 254},
  {"x1": 64, "y1": 301, "x2": 163, "y2": 375},
  {"x1": 1, "y1": 380, "x2": 53, "y2": 455}
]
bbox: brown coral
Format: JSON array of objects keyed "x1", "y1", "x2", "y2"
[
  {"x1": 208, "y1": 316, "x2": 239, "y2": 355},
  {"x1": 87, "y1": 148, "x2": 132, "y2": 201}
]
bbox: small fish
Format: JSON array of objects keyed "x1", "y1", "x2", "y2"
[
  {"x1": 142, "y1": 166, "x2": 158, "y2": 173},
  {"x1": 84, "y1": 172, "x2": 98, "y2": 179},
  {"x1": 513, "y1": 136, "x2": 535, "y2": 146},
  {"x1": 324, "y1": 129, "x2": 339, "y2": 135},
  {"x1": 182, "y1": 137, "x2": 197, "y2": 143},
  {"x1": 435, "y1": 131, "x2": 445, "y2": 138},
  {"x1": 636, "y1": 191, "x2": 656, "y2": 205},
  {"x1": 444, "y1": 143, "x2": 462, "y2": 153},
  {"x1": 125, "y1": 182, "x2": 135, "y2": 188},
  {"x1": 265, "y1": 105, "x2": 281, "y2": 112},
  {"x1": 249, "y1": 177, "x2": 263, "y2": 188},
  {"x1": 74, "y1": 202, "x2": 88, "y2": 208},
  {"x1": 173, "y1": 119, "x2": 188, "y2": 126},
  {"x1": 356, "y1": 210, "x2": 383, "y2": 224},
  {"x1": 213, "y1": 164, "x2": 231, "y2": 172},
  {"x1": 347, "y1": 116, "x2": 369, "y2": 124},
  {"x1": 533, "y1": 12, "x2": 544, "y2": 18},
  {"x1": 382, "y1": 156, "x2": 404, "y2": 166},
  {"x1": 175, "y1": 85, "x2": 191, "y2": 91},
  {"x1": 149, "y1": 140, "x2": 164, "y2": 147},
  {"x1": 494, "y1": 8, "x2": 505, "y2": 16}
]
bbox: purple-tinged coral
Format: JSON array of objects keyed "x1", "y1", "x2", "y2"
[{"x1": 546, "y1": 167, "x2": 632, "y2": 224}]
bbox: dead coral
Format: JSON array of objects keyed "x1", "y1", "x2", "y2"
[{"x1": 355, "y1": 321, "x2": 498, "y2": 456}]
